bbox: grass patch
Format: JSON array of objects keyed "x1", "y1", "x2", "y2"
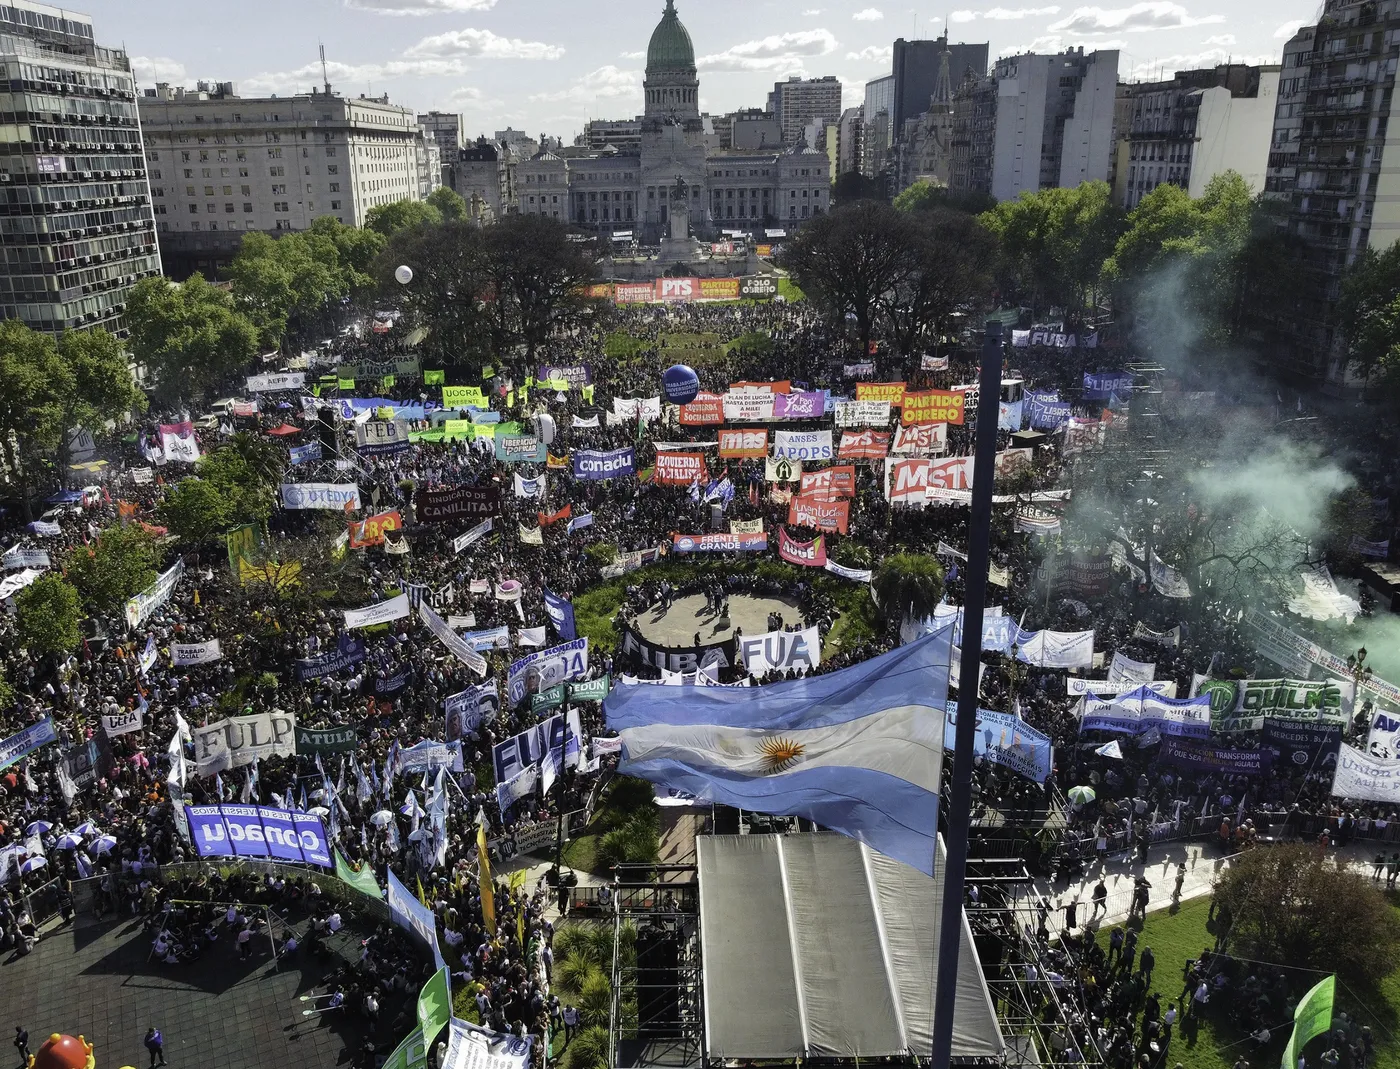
[
  {"x1": 604, "y1": 332, "x2": 649, "y2": 359},
  {"x1": 777, "y1": 276, "x2": 805, "y2": 301},
  {"x1": 1096, "y1": 895, "x2": 1400, "y2": 1069},
  {"x1": 723, "y1": 330, "x2": 774, "y2": 357},
  {"x1": 560, "y1": 832, "x2": 599, "y2": 873},
  {"x1": 564, "y1": 777, "x2": 657, "y2": 875}
]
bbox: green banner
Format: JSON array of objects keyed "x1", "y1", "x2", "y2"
[
  {"x1": 1282, "y1": 975, "x2": 1334, "y2": 1069},
  {"x1": 417, "y1": 967, "x2": 452, "y2": 1047},
  {"x1": 568, "y1": 675, "x2": 611, "y2": 702},
  {"x1": 1202, "y1": 678, "x2": 1347, "y2": 733},
  {"x1": 338, "y1": 377, "x2": 356, "y2": 390},
  {"x1": 532, "y1": 684, "x2": 566, "y2": 713},
  {"x1": 442, "y1": 385, "x2": 487, "y2": 408},
  {"x1": 294, "y1": 723, "x2": 361, "y2": 754},
  {"x1": 334, "y1": 848, "x2": 382, "y2": 898},
  {"x1": 381, "y1": 1027, "x2": 427, "y2": 1069},
  {"x1": 226, "y1": 523, "x2": 261, "y2": 574},
  {"x1": 424, "y1": 369, "x2": 445, "y2": 386}
]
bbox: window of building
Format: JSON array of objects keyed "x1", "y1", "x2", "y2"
[
  {"x1": 325, "y1": 146, "x2": 336, "y2": 157},
  {"x1": 240, "y1": 185, "x2": 251, "y2": 195},
  {"x1": 236, "y1": 150, "x2": 247, "y2": 161},
  {"x1": 199, "y1": 150, "x2": 209, "y2": 162},
  {"x1": 243, "y1": 203, "x2": 253, "y2": 213},
  {"x1": 181, "y1": 151, "x2": 191, "y2": 162},
  {"x1": 275, "y1": 201, "x2": 289, "y2": 212},
  {"x1": 331, "y1": 200, "x2": 341, "y2": 209},
  {"x1": 275, "y1": 219, "x2": 291, "y2": 229},
  {"x1": 151, "y1": 169, "x2": 162, "y2": 179},
  {"x1": 329, "y1": 182, "x2": 340, "y2": 192},
  {"x1": 188, "y1": 204, "x2": 198, "y2": 213},
  {"x1": 191, "y1": 220, "x2": 200, "y2": 229},
  {"x1": 203, "y1": 185, "x2": 214, "y2": 196},
  {"x1": 270, "y1": 166, "x2": 285, "y2": 177},
  {"x1": 224, "y1": 203, "x2": 234, "y2": 213},
  {"x1": 328, "y1": 164, "x2": 338, "y2": 174},
  {"x1": 221, "y1": 185, "x2": 232, "y2": 195},
  {"x1": 268, "y1": 148, "x2": 283, "y2": 158}
]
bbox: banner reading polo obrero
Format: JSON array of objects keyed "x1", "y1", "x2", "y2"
[
  {"x1": 773, "y1": 429, "x2": 833, "y2": 461},
  {"x1": 506, "y1": 638, "x2": 589, "y2": 705},
  {"x1": 838, "y1": 428, "x2": 890, "y2": 460},
  {"x1": 125, "y1": 558, "x2": 185, "y2": 629},
  {"x1": 901, "y1": 390, "x2": 965, "y2": 426},
  {"x1": 607, "y1": 624, "x2": 953, "y2": 874},
  {"x1": 718, "y1": 429, "x2": 768, "y2": 459},
  {"x1": 654, "y1": 451, "x2": 707, "y2": 485},
  {"x1": 192, "y1": 710, "x2": 297, "y2": 776},
  {"x1": 280, "y1": 482, "x2": 361, "y2": 511},
  {"x1": 779, "y1": 528, "x2": 827, "y2": 567},
  {"x1": 788, "y1": 493, "x2": 850, "y2": 534},
  {"x1": 672, "y1": 531, "x2": 768, "y2": 553},
  {"x1": 159, "y1": 421, "x2": 201, "y2": 463},
  {"x1": 573, "y1": 448, "x2": 635, "y2": 480}
]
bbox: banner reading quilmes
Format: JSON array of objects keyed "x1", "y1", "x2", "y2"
[{"x1": 185, "y1": 804, "x2": 332, "y2": 867}]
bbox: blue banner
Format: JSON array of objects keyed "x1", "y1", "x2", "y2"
[
  {"x1": 573, "y1": 448, "x2": 635, "y2": 481},
  {"x1": 294, "y1": 634, "x2": 366, "y2": 681},
  {"x1": 0, "y1": 717, "x2": 58, "y2": 772},
  {"x1": 184, "y1": 804, "x2": 332, "y2": 867},
  {"x1": 495, "y1": 434, "x2": 547, "y2": 464},
  {"x1": 1083, "y1": 372, "x2": 1133, "y2": 400},
  {"x1": 1029, "y1": 399, "x2": 1073, "y2": 430},
  {"x1": 544, "y1": 588, "x2": 577, "y2": 640},
  {"x1": 387, "y1": 867, "x2": 446, "y2": 970},
  {"x1": 944, "y1": 702, "x2": 1054, "y2": 783},
  {"x1": 289, "y1": 441, "x2": 322, "y2": 466},
  {"x1": 337, "y1": 397, "x2": 441, "y2": 421}
]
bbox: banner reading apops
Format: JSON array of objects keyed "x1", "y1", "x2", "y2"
[
  {"x1": 901, "y1": 390, "x2": 965, "y2": 426},
  {"x1": 185, "y1": 804, "x2": 331, "y2": 867},
  {"x1": 773, "y1": 430, "x2": 833, "y2": 460},
  {"x1": 192, "y1": 711, "x2": 297, "y2": 776}
]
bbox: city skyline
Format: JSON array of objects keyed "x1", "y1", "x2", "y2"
[{"x1": 73, "y1": 0, "x2": 1315, "y2": 142}]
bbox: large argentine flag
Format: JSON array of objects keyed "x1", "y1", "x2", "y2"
[{"x1": 605, "y1": 625, "x2": 952, "y2": 875}]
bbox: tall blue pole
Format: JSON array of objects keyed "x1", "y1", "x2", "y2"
[{"x1": 930, "y1": 319, "x2": 1005, "y2": 1069}]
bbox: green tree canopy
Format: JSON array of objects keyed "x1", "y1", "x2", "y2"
[
  {"x1": 0, "y1": 321, "x2": 75, "y2": 508},
  {"x1": 376, "y1": 220, "x2": 491, "y2": 366},
  {"x1": 64, "y1": 524, "x2": 161, "y2": 618},
  {"x1": 894, "y1": 178, "x2": 996, "y2": 217},
  {"x1": 879, "y1": 207, "x2": 998, "y2": 357},
  {"x1": 55, "y1": 327, "x2": 147, "y2": 469},
  {"x1": 1339, "y1": 239, "x2": 1400, "y2": 401},
  {"x1": 15, "y1": 575, "x2": 84, "y2": 657},
  {"x1": 365, "y1": 198, "x2": 443, "y2": 237},
  {"x1": 426, "y1": 186, "x2": 469, "y2": 222},
  {"x1": 160, "y1": 477, "x2": 233, "y2": 545},
  {"x1": 125, "y1": 273, "x2": 259, "y2": 405},
  {"x1": 871, "y1": 552, "x2": 945, "y2": 622}
]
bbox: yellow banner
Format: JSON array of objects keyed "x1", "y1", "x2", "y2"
[
  {"x1": 477, "y1": 823, "x2": 496, "y2": 935},
  {"x1": 443, "y1": 386, "x2": 488, "y2": 408}
]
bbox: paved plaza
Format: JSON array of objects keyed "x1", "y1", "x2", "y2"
[
  {"x1": 632, "y1": 593, "x2": 803, "y2": 647},
  {"x1": 0, "y1": 910, "x2": 380, "y2": 1069}
]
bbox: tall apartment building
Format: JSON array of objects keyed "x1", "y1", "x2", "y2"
[
  {"x1": 418, "y1": 109, "x2": 460, "y2": 185},
  {"x1": 1267, "y1": 0, "x2": 1400, "y2": 385},
  {"x1": 453, "y1": 139, "x2": 511, "y2": 221},
  {"x1": 0, "y1": 0, "x2": 161, "y2": 335},
  {"x1": 862, "y1": 74, "x2": 894, "y2": 178},
  {"x1": 837, "y1": 106, "x2": 864, "y2": 175},
  {"x1": 891, "y1": 35, "x2": 989, "y2": 132},
  {"x1": 1112, "y1": 64, "x2": 1280, "y2": 209},
  {"x1": 581, "y1": 118, "x2": 642, "y2": 152},
  {"x1": 766, "y1": 75, "x2": 843, "y2": 145},
  {"x1": 960, "y1": 47, "x2": 1119, "y2": 201},
  {"x1": 139, "y1": 82, "x2": 438, "y2": 278}
]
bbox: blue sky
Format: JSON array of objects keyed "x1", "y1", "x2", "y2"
[{"x1": 81, "y1": 0, "x2": 1320, "y2": 144}]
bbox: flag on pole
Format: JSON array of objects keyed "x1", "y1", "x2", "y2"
[{"x1": 477, "y1": 820, "x2": 496, "y2": 935}]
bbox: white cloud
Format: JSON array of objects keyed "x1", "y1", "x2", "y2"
[
  {"x1": 344, "y1": 0, "x2": 496, "y2": 13},
  {"x1": 846, "y1": 44, "x2": 894, "y2": 62},
  {"x1": 131, "y1": 55, "x2": 188, "y2": 84},
  {"x1": 619, "y1": 50, "x2": 645, "y2": 59},
  {"x1": 1274, "y1": 18, "x2": 1307, "y2": 37},
  {"x1": 997, "y1": 33, "x2": 1125, "y2": 54},
  {"x1": 698, "y1": 29, "x2": 839, "y2": 71},
  {"x1": 954, "y1": 5, "x2": 1061, "y2": 19},
  {"x1": 852, "y1": 7, "x2": 884, "y2": 20},
  {"x1": 1203, "y1": 33, "x2": 1235, "y2": 45},
  {"x1": 1048, "y1": 2, "x2": 1224, "y2": 34},
  {"x1": 803, "y1": 7, "x2": 824, "y2": 12},
  {"x1": 530, "y1": 65, "x2": 642, "y2": 103},
  {"x1": 404, "y1": 27, "x2": 565, "y2": 60},
  {"x1": 241, "y1": 57, "x2": 473, "y2": 96}
]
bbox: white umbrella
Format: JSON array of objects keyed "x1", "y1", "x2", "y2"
[
  {"x1": 369, "y1": 810, "x2": 394, "y2": 826},
  {"x1": 19, "y1": 857, "x2": 46, "y2": 873},
  {"x1": 24, "y1": 820, "x2": 52, "y2": 836},
  {"x1": 308, "y1": 806, "x2": 331, "y2": 817},
  {"x1": 73, "y1": 821, "x2": 99, "y2": 837},
  {"x1": 55, "y1": 832, "x2": 84, "y2": 850},
  {"x1": 407, "y1": 828, "x2": 431, "y2": 842},
  {"x1": 91, "y1": 835, "x2": 118, "y2": 855}
]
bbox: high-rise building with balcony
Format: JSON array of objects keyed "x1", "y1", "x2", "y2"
[{"x1": 0, "y1": 0, "x2": 161, "y2": 335}]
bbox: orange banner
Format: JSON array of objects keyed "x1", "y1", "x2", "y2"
[
  {"x1": 698, "y1": 278, "x2": 741, "y2": 299},
  {"x1": 718, "y1": 428, "x2": 769, "y2": 458},
  {"x1": 349, "y1": 509, "x2": 402, "y2": 548}
]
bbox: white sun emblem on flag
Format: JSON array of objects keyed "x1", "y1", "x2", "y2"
[{"x1": 759, "y1": 736, "x2": 806, "y2": 773}]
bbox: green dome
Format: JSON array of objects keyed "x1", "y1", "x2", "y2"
[{"x1": 647, "y1": 0, "x2": 696, "y2": 72}]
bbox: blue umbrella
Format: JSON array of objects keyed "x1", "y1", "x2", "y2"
[
  {"x1": 55, "y1": 832, "x2": 84, "y2": 850},
  {"x1": 24, "y1": 820, "x2": 52, "y2": 836},
  {"x1": 91, "y1": 835, "x2": 118, "y2": 855},
  {"x1": 18, "y1": 857, "x2": 46, "y2": 873},
  {"x1": 73, "y1": 821, "x2": 99, "y2": 837}
]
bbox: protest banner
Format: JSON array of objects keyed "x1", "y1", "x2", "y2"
[
  {"x1": 671, "y1": 532, "x2": 768, "y2": 553},
  {"x1": 722, "y1": 391, "x2": 777, "y2": 423},
  {"x1": 901, "y1": 390, "x2": 965, "y2": 426},
  {"x1": 2, "y1": 548, "x2": 50, "y2": 570},
  {"x1": 764, "y1": 456, "x2": 801, "y2": 482},
  {"x1": 654, "y1": 452, "x2": 707, "y2": 485},
  {"x1": 799, "y1": 465, "x2": 855, "y2": 498},
  {"x1": 171, "y1": 640, "x2": 222, "y2": 666},
  {"x1": 944, "y1": 702, "x2": 1054, "y2": 783},
  {"x1": 442, "y1": 386, "x2": 489, "y2": 408},
  {"x1": 417, "y1": 485, "x2": 501, "y2": 524},
  {"x1": 356, "y1": 420, "x2": 412, "y2": 456},
  {"x1": 280, "y1": 483, "x2": 362, "y2": 511},
  {"x1": 159, "y1": 421, "x2": 200, "y2": 463},
  {"x1": 294, "y1": 723, "x2": 361, "y2": 755},
  {"x1": 678, "y1": 392, "x2": 724, "y2": 425},
  {"x1": 773, "y1": 391, "x2": 825, "y2": 419},
  {"x1": 507, "y1": 639, "x2": 590, "y2": 705},
  {"x1": 779, "y1": 529, "x2": 827, "y2": 567},
  {"x1": 494, "y1": 435, "x2": 546, "y2": 464},
  {"x1": 718, "y1": 429, "x2": 769, "y2": 458},
  {"x1": 537, "y1": 363, "x2": 592, "y2": 388},
  {"x1": 1158, "y1": 738, "x2": 1264, "y2": 775},
  {"x1": 855, "y1": 382, "x2": 907, "y2": 407},
  {"x1": 446, "y1": 682, "x2": 502, "y2": 742},
  {"x1": 834, "y1": 400, "x2": 891, "y2": 427},
  {"x1": 788, "y1": 494, "x2": 850, "y2": 534},
  {"x1": 573, "y1": 448, "x2": 635, "y2": 480},
  {"x1": 773, "y1": 430, "x2": 833, "y2": 460},
  {"x1": 890, "y1": 423, "x2": 948, "y2": 456},
  {"x1": 738, "y1": 627, "x2": 822, "y2": 676},
  {"x1": 192, "y1": 711, "x2": 297, "y2": 776},
  {"x1": 125, "y1": 559, "x2": 185, "y2": 629},
  {"x1": 1199, "y1": 678, "x2": 1347, "y2": 733},
  {"x1": 838, "y1": 429, "x2": 890, "y2": 460},
  {"x1": 349, "y1": 509, "x2": 403, "y2": 549},
  {"x1": 0, "y1": 717, "x2": 58, "y2": 772},
  {"x1": 246, "y1": 372, "x2": 306, "y2": 392},
  {"x1": 295, "y1": 635, "x2": 366, "y2": 681},
  {"x1": 1332, "y1": 743, "x2": 1400, "y2": 803},
  {"x1": 883, "y1": 456, "x2": 974, "y2": 506},
  {"x1": 344, "y1": 593, "x2": 411, "y2": 629},
  {"x1": 185, "y1": 804, "x2": 331, "y2": 867},
  {"x1": 101, "y1": 706, "x2": 144, "y2": 738}
]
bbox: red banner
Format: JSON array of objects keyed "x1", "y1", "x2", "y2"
[
  {"x1": 349, "y1": 509, "x2": 402, "y2": 548},
  {"x1": 788, "y1": 494, "x2": 850, "y2": 534},
  {"x1": 901, "y1": 390, "x2": 965, "y2": 426},
  {"x1": 655, "y1": 277, "x2": 700, "y2": 302},
  {"x1": 539, "y1": 504, "x2": 573, "y2": 526},
  {"x1": 679, "y1": 392, "x2": 724, "y2": 425},
  {"x1": 718, "y1": 428, "x2": 769, "y2": 459},
  {"x1": 884, "y1": 457, "x2": 974, "y2": 504},
  {"x1": 855, "y1": 382, "x2": 907, "y2": 408},
  {"x1": 779, "y1": 528, "x2": 827, "y2": 567},
  {"x1": 615, "y1": 282, "x2": 654, "y2": 304},
  {"x1": 891, "y1": 422, "x2": 948, "y2": 455},
  {"x1": 654, "y1": 452, "x2": 708, "y2": 485},
  {"x1": 838, "y1": 429, "x2": 890, "y2": 460},
  {"x1": 799, "y1": 465, "x2": 855, "y2": 499},
  {"x1": 729, "y1": 380, "x2": 792, "y2": 394}
]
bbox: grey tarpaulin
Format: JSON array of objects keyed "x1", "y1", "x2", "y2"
[{"x1": 697, "y1": 832, "x2": 1004, "y2": 1060}]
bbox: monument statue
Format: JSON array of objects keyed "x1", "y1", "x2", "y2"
[{"x1": 668, "y1": 174, "x2": 690, "y2": 241}]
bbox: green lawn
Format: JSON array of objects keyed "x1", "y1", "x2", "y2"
[{"x1": 1098, "y1": 897, "x2": 1400, "y2": 1069}]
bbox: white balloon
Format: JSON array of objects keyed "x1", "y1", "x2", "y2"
[
  {"x1": 534, "y1": 413, "x2": 557, "y2": 446},
  {"x1": 394, "y1": 265, "x2": 414, "y2": 285}
]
